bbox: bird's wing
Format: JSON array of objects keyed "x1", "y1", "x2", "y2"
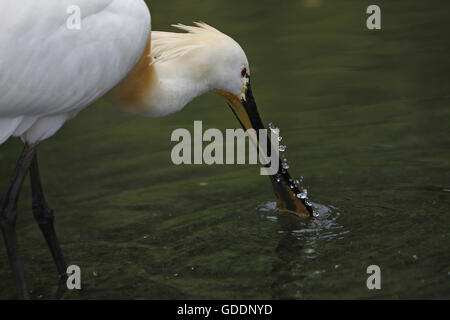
[{"x1": 0, "y1": 0, "x2": 151, "y2": 119}]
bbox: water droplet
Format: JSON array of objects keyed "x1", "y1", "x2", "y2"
[
  {"x1": 296, "y1": 189, "x2": 308, "y2": 199},
  {"x1": 268, "y1": 122, "x2": 280, "y2": 135}
]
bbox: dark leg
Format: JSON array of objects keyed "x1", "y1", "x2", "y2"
[
  {"x1": 0, "y1": 143, "x2": 38, "y2": 300},
  {"x1": 29, "y1": 153, "x2": 67, "y2": 279}
]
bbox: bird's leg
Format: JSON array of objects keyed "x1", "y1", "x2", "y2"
[
  {"x1": 0, "y1": 143, "x2": 38, "y2": 300},
  {"x1": 29, "y1": 152, "x2": 68, "y2": 279}
]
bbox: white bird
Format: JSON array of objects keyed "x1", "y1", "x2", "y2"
[{"x1": 0, "y1": 0, "x2": 311, "y2": 299}]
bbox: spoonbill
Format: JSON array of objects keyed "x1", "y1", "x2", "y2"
[{"x1": 0, "y1": 0, "x2": 312, "y2": 299}]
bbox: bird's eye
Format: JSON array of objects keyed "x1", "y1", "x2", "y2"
[{"x1": 241, "y1": 68, "x2": 247, "y2": 77}]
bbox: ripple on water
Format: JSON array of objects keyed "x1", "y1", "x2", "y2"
[
  {"x1": 259, "y1": 200, "x2": 350, "y2": 297},
  {"x1": 258, "y1": 201, "x2": 350, "y2": 244}
]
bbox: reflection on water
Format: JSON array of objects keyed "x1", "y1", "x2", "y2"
[{"x1": 260, "y1": 201, "x2": 351, "y2": 298}]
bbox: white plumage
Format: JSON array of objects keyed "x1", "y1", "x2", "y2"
[
  {"x1": 135, "y1": 22, "x2": 249, "y2": 118},
  {"x1": 0, "y1": 0, "x2": 150, "y2": 144},
  {"x1": 0, "y1": 0, "x2": 253, "y2": 142}
]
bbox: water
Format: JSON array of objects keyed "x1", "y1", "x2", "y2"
[{"x1": 0, "y1": 0, "x2": 449, "y2": 299}]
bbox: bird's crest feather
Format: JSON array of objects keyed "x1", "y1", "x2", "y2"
[{"x1": 149, "y1": 22, "x2": 228, "y2": 65}]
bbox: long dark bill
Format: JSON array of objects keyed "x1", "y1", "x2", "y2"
[{"x1": 215, "y1": 77, "x2": 313, "y2": 220}]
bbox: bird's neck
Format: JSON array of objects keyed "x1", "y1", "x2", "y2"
[{"x1": 106, "y1": 39, "x2": 212, "y2": 118}]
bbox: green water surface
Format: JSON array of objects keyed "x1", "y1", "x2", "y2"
[{"x1": 0, "y1": 0, "x2": 449, "y2": 299}]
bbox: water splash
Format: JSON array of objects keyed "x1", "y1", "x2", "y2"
[
  {"x1": 268, "y1": 122, "x2": 314, "y2": 215},
  {"x1": 258, "y1": 201, "x2": 346, "y2": 240},
  {"x1": 268, "y1": 122, "x2": 280, "y2": 135}
]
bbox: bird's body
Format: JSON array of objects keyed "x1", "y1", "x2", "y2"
[
  {"x1": 0, "y1": 0, "x2": 311, "y2": 299},
  {"x1": 0, "y1": 0, "x2": 150, "y2": 144}
]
